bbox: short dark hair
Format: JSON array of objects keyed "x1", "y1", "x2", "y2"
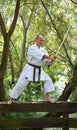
[{"x1": 35, "y1": 35, "x2": 43, "y2": 40}]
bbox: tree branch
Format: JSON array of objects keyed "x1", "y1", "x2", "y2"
[
  {"x1": 41, "y1": 0, "x2": 62, "y2": 40},
  {"x1": 8, "y1": 0, "x2": 20, "y2": 38},
  {"x1": 70, "y1": 0, "x2": 77, "y2": 5},
  {"x1": 0, "y1": 13, "x2": 6, "y2": 38},
  {"x1": 26, "y1": 5, "x2": 35, "y2": 31},
  {"x1": 41, "y1": 0, "x2": 73, "y2": 67},
  {"x1": 58, "y1": 64, "x2": 77, "y2": 101}
]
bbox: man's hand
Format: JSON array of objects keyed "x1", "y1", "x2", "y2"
[
  {"x1": 47, "y1": 60, "x2": 54, "y2": 66},
  {"x1": 47, "y1": 56, "x2": 56, "y2": 66},
  {"x1": 50, "y1": 56, "x2": 56, "y2": 62}
]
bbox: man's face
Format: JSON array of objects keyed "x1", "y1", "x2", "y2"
[{"x1": 37, "y1": 37, "x2": 44, "y2": 47}]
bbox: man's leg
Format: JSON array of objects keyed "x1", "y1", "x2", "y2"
[
  {"x1": 8, "y1": 98, "x2": 14, "y2": 104},
  {"x1": 8, "y1": 78, "x2": 30, "y2": 104},
  {"x1": 44, "y1": 92, "x2": 54, "y2": 103},
  {"x1": 44, "y1": 76, "x2": 55, "y2": 103}
]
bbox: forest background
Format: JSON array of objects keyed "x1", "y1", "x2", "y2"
[{"x1": 0, "y1": 0, "x2": 77, "y2": 130}]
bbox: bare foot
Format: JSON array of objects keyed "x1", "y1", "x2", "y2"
[
  {"x1": 44, "y1": 97, "x2": 54, "y2": 103},
  {"x1": 8, "y1": 98, "x2": 14, "y2": 104}
]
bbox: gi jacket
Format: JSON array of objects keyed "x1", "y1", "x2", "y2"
[{"x1": 20, "y1": 44, "x2": 50, "y2": 82}]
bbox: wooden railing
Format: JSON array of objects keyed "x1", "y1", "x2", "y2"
[{"x1": 0, "y1": 101, "x2": 77, "y2": 129}]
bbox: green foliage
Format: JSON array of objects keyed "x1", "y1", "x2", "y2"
[
  {"x1": 2, "y1": 0, "x2": 76, "y2": 101},
  {"x1": 18, "y1": 81, "x2": 44, "y2": 102}
]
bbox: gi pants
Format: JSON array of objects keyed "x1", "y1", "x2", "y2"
[{"x1": 10, "y1": 65, "x2": 54, "y2": 99}]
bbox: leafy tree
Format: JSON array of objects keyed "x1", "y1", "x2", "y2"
[
  {"x1": 0, "y1": 0, "x2": 20, "y2": 101},
  {"x1": 0, "y1": 0, "x2": 77, "y2": 130}
]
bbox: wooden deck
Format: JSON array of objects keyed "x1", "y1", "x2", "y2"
[
  {"x1": 0, "y1": 101, "x2": 77, "y2": 129},
  {"x1": 0, "y1": 101, "x2": 77, "y2": 113}
]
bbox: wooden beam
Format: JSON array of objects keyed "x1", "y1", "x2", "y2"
[
  {"x1": 62, "y1": 113, "x2": 69, "y2": 130},
  {"x1": 0, "y1": 117, "x2": 77, "y2": 128},
  {"x1": 0, "y1": 101, "x2": 77, "y2": 113}
]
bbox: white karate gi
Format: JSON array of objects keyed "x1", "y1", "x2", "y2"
[{"x1": 10, "y1": 44, "x2": 54, "y2": 99}]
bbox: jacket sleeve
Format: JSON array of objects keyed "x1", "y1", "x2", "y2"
[
  {"x1": 28, "y1": 45, "x2": 44, "y2": 61},
  {"x1": 41, "y1": 48, "x2": 50, "y2": 65}
]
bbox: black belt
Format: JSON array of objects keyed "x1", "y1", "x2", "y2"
[{"x1": 28, "y1": 63, "x2": 41, "y2": 83}]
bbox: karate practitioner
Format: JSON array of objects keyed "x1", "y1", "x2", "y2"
[{"x1": 8, "y1": 35, "x2": 55, "y2": 104}]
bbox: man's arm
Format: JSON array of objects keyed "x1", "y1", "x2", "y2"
[
  {"x1": 42, "y1": 55, "x2": 56, "y2": 66},
  {"x1": 42, "y1": 55, "x2": 55, "y2": 62}
]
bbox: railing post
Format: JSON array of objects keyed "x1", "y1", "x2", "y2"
[{"x1": 62, "y1": 113, "x2": 69, "y2": 130}]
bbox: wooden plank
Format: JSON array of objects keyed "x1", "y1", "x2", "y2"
[
  {"x1": 0, "y1": 101, "x2": 77, "y2": 113},
  {"x1": 0, "y1": 117, "x2": 77, "y2": 128},
  {"x1": 62, "y1": 113, "x2": 69, "y2": 130}
]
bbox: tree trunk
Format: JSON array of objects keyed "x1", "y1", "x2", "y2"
[
  {"x1": 9, "y1": 49, "x2": 15, "y2": 84},
  {"x1": 0, "y1": 35, "x2": 10, "y2": 101},
  {"x1": 0, "y1": 77, "x2": 6, "y2": 101},
  {"x1": 19, "y1": 5, "x2": 35, "y2": 73},
  {"x1": 0, "y1": 0, "x2": 20, "y2": 101}
]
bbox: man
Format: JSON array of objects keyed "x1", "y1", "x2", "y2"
[{"x1": 8, "y1": 35, "x2": 55, "y2": 104}]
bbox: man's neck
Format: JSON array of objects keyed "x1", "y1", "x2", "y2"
[{"x1": 36, "y1": 43, "x2": 40, "y2": 48}]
